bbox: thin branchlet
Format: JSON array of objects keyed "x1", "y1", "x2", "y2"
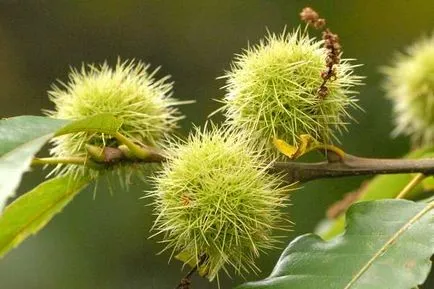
[{"x1": 174, "y1": 254, "x2": 208, "y2": 289}]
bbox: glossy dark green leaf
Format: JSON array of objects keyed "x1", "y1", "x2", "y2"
[
  {"x1": 318, "y1": 146, "x2": 434, "y2": 240},
  {"x1": 0, "y1": 175, "x2": 91, "y2": 258},
  {"x1": 237, "y1": 200, "x2": 434, "y2": 289}
]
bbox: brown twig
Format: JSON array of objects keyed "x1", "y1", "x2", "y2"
[
  {"x1": 33, "y1": 146, "x2": 434, "y2": 185},
  {"x1": 271, "y1": 151, "x2": 434, "y2": 183},
  {"x1": 175, "y1": 254, "x2": 207, "y2": 289}
]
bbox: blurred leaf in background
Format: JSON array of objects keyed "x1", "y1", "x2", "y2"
[{"x1": 0, "y1": 0, "x2": 433, "y2": 288}]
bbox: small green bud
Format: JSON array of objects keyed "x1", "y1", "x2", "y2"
[
  {"x1": 383, "y1": 34, "x2": 434, "y2": 146},
  {"x1": 117, "y1": 144, "x2": 135, "y2": 159},
  {"x1": 85, "y1": 144, "x2": 105, "y2": 162},
  {"x1": 45, "y1": 59, "x2": 187, "y2": 176},
  {"x1": 149, "y1": 125, "x2": 291, "y2": 281},
  {"x1": 218, "y1": 29, "x2": 362, "y2": 158}
]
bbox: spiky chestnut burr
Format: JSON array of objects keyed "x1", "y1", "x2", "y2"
[
  {"x1": 218, "y1": 30, "x2": 362, "y2": 158},
  {"x1": 383, "y1": 34, "x2": 434, "y2": 146},
  {"x1": 149, "y1": 125, "x2": 291, "y2": 281},
  {"x1": 45, "y1": 59, "x2": 187, "y2": 177}
]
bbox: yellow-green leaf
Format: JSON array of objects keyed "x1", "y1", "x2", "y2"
[
  {"x1": 54, "y1": 112, "x2": 123, "y2": 136},
  {"x1": 0, "y1": 116, "x2": 68, "y2": 211},
  {"x1": 0, "y1": 175, "x2": 91, "y2": 258},
  {"x1": 0, "y1": 114, "x2": 122, "y2": 211}
]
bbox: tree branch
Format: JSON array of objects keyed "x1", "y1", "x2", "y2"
[
  {"x1": 32, "y1": 146, "x2": 434, "y2": 184},
  {"x1": 272, "y1": 152, "x2": 434, "y2": 183}
]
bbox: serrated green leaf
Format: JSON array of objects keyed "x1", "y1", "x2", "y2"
[
  {"x1": 237, "y1": 200, "x2": 434, "y2": 289},
  {"x1": 318, "y1": 146, "x2": 434, "y2": 240},
  {"x1": 0, "y1": 175, "x2": 91, "y2": 258},
  {"x1": 0, "y1": 113, "x2": 122, "y2": 211}
]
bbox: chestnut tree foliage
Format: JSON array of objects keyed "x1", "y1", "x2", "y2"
[{"x1": 1, "y1": 7, "x2": 434, "y2": 289}]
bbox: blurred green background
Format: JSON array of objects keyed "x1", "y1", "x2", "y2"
[{"x1": 0, "y1": 0, "x2": 433, "y2": 288}]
